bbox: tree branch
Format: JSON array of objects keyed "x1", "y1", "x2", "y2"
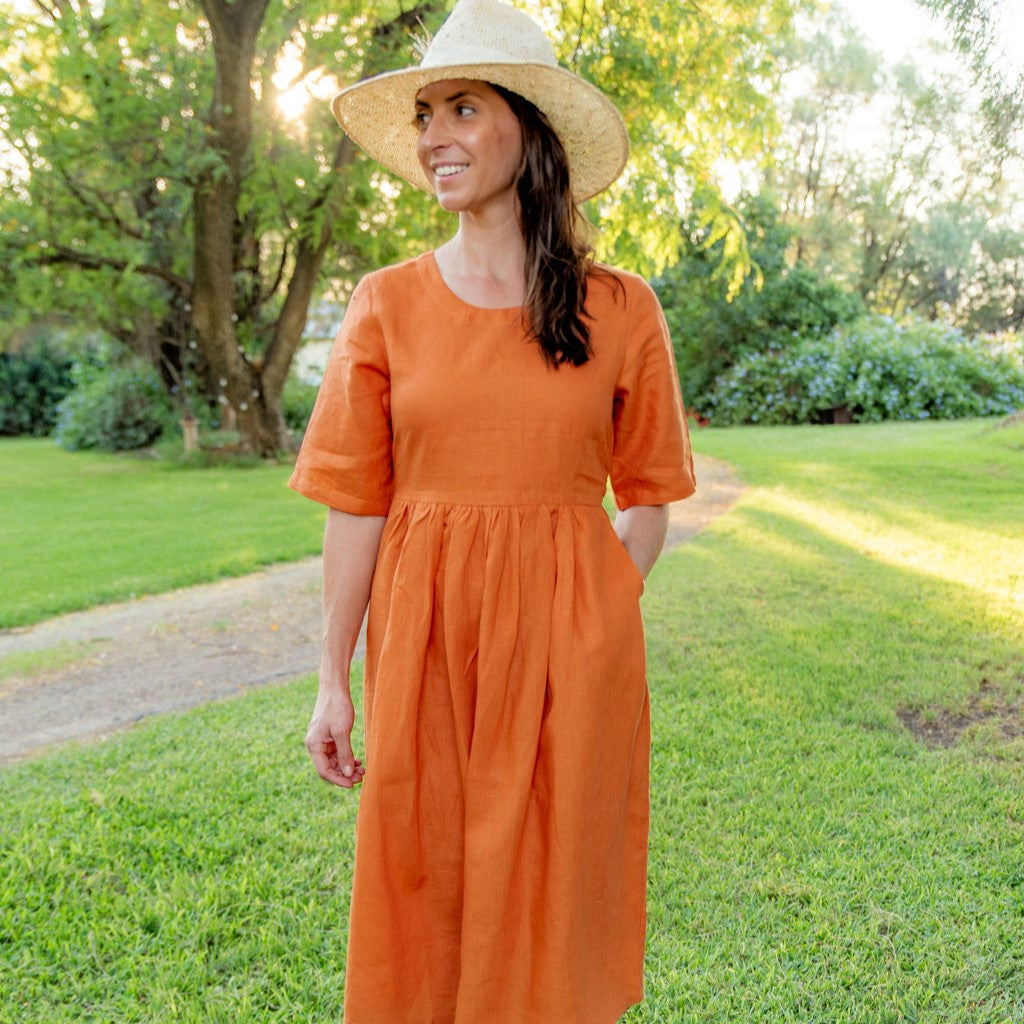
[
  {"x1": 569, "y1": 0, "x2": 588, "y2": 72},
  {"x1": 261, "y1": 135, "x2": 358, "y2": 389},
  {"x1": 29, "y1": 0, "x2": 59, "y2": 20},
  {"x1": 32, "y1": 245, "x2": 191, "y2": 295},
  {"x1": 198, "y1": 0, "x2": 230, "y2": 33},
  {"x1": 332, "y1": 132, "x2": 356, "y2": 174},
  {"x1": 266, "y1": 242, "x2": 289, "y2": 301},
  {"x1": 56, "y1": 166, "x2": 146, "y2": 241}
]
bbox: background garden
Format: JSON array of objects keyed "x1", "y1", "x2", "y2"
[
  {"x1": 2, "y1": 0, "x2": 1023, "y2": 450},
  {"x1": 2, "y1": 0, "x2": 1023, "y2": 1021}
]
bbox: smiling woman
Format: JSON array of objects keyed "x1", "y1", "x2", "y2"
[{"x1": 287, "y1": 2, "x2": 696, "y2": 1022}]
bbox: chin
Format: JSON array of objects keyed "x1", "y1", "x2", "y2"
[{"x1": 434, "y1": 193, "x2": 468, "y2": 213}]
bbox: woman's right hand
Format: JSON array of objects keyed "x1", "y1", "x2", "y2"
[
  {"x1": 306, "y1": 689, "x2": 366, "y2": 789},
  {"x1": 308, "y1": 508, "x2": 386, "y2": 790}
]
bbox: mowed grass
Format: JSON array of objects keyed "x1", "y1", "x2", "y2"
[
  {"x1": 0, "y1": 438, "x2": 327, "y2": 628},
  {"x1": 636, "y1": 418, "x2": 1023, "y2": 1022},
  {"x1": 1, "y1": 418, "x2": 1023, "y2": 1022}
]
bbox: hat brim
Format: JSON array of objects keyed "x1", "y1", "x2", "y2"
[{"x1": 332, "y1": 62, "x2": 629, "y2": 202}]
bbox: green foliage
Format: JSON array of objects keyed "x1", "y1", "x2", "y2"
[
  {"x1": 0, "y1": 0, "x2": 811, "y2": 347},
  {"x1": 0, "y1": 0, "x2": 452, "y2": 454},
  {"x1": 536, "y1": 0, "x2": 815, "y2": 280},
  {"x1": 655, "y1": 194, "x2": 865, "y2": 405},
  {"x1": 281, "y1": 374, "x2": 319, "y2": 435},
  {"x1": 707, "y1": 316, "x2": 1024, "y2": 425},
  {"x1": 54, "y1": 355, "x2": 174, "y2": 452},
  {"x1": 769, "y1": 10, "x2": 1024, "y2": 333},
  {"x1": 914, "y1": 0, "x2": 1024, "y2": 133},
  {"x1": 0, "y1": 344, "x2": 74, "y2": 436}
]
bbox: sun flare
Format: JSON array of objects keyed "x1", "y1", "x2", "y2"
[
  {"x1": 272, "y1": 41, "x2": 338, "y2": 124},
  {"x1": 277, "y1": 84, "x2": 310, "y2": 121}
]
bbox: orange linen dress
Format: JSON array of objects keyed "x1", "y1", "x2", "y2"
[{"x1": 289, "y1": 251, "x2": 695, "y2": 1024}]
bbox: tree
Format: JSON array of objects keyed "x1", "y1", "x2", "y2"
[
  {"x1": 1, "y1": 0, "x2": 811, "y2": 454},
  {"x1": 1, "y1": 0, "x2": 447, "y2": 455},
  {"x1": 764, "y1": 11, "x2": 1023, "y2": 331},
  {"x1": 522, "y1": 0, "x2": 815, "y2": 283},
  {"x1": 654, "y1": 193, "x2": 865, "y2": 406},
  {"x1": 914, "y1": 0, "x2": 1024, "y2": 134},
  {"x1": 908, "y1": 2, "x2": 1024, "y2": 330}
]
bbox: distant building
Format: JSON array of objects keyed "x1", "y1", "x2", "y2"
[{"x1": 294, "y1": 300, "x2": 346, "y2": 385}]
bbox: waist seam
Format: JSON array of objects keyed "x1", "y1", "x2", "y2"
[{"x1": 391, "y1": 495, "x2": 605, "y2": 511}]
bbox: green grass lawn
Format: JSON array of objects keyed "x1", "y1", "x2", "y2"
[
  {"x1": 0, "y1": 439, "x2": 327, "y2": 628},
  {"x1": 1, "y1": 418, "x2": 1022, "y2": 1022}
]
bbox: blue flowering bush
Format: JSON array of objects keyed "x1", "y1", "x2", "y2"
[{"x1": 705, "y1": 317, "x2": 1024, "y2": 425}]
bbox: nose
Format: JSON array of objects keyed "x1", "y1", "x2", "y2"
[
  {"x1": 417, "y1": 112, "x2": 449, "y2": 151},
  {"x1": 416, "y1": 117, "x2": 449, "y2": 175}
]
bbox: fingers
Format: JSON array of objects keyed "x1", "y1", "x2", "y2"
[
  {"x1": 327, "y1": 729, "x2": 368, "y2": 782},
  {"x1": 306, "y1": 720, "x2": 366, "y2": 790},
  {"x1": 311, "y1": 742, "x2": 366, "y2": 789}
]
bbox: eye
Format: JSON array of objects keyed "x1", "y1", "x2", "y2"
[
  {"x1": 455, "y1": 103, "x2": 475, "y2": 117},
  {"x1": 412, "y1": 109, "x2": 430, "y2": 131}
]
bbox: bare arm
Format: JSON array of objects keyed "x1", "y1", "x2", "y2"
[
  {"x1": 614, "y1": 504, "x2": 669, "y2": 580},
  {"x1": 305, "y1": 508, "x2": 387, "y2": 788}
]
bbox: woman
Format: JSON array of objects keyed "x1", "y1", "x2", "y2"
[{"x1": 290, "y1": 1, "x2": 696, "y2": 1021}]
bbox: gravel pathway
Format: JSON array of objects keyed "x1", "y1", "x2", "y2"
[{"x1": 0, "y1": 454, "x2": 742, "y2": 763}]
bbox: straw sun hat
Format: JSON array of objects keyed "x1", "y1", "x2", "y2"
[{"x1": 331, "y1": 0, "x2": 629, "y2": 202}]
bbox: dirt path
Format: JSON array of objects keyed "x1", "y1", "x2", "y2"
[{"x1": 0, "y1": 454, "x2": 742, "y2": 763}]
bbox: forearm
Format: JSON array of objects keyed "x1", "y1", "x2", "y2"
[
  {"x1": 613, "y1": 504, "x2": 669, "y2": 579},
  {"x1": 319, "y1": 507, "x2": 387, "y2": 693}
]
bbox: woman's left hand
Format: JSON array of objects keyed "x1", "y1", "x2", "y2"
[{"x1": 613, "y1": 504, "x2": 669, "y2": 580}]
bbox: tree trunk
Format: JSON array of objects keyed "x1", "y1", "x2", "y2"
[
  {"x1": 190, "y1": 0, "x2": 286, "y2": 456},
  {"x1": 187, "y1": 0, "x2": 437, "y2": 456},
  {"x1": 262, "y1": 138, "x2": 356, "y2": 402}
]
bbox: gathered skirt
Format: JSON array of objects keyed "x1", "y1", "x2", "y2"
[{"x1": 342, "y1": 499, "x2": 650, "y2": 1024}]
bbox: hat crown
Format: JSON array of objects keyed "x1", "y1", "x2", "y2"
[{"x1": 420, "y1": 0, "x2": 558, "y2": 70}]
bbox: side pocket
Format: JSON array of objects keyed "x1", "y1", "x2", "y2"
[{"x1": 605, "y1": 521, "x2": 646, "y2": 598}]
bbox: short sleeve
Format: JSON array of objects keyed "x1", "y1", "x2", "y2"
[
  {"x1": 610, "y1": 281, "x2": 696, "y2": 510},
  {"x1": 288, "y1": 276, "x2": 394, "y2": 515}
]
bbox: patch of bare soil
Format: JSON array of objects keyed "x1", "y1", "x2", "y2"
[
  {"x1": 664, "y1": 453, "x2": 744, "y2": 551},
  {"x1": 897, "y1": 678, "x2": 1024, "y2": 750},
  {"x1": 0, "y1": 561, "x2": 327, "y2": 764},
  {"x1": 0, "y1": 454, "x2": 742, "y2": 764}
]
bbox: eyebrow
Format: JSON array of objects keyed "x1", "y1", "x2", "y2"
[{"x1": 414, "y1": 89, "x2": 478, "y2": 110}]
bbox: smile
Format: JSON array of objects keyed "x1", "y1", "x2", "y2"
[{"x1": 434, "y1": 164, "x2": 468, "y2": 178}]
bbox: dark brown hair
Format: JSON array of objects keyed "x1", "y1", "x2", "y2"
[{"x1": 490, "y1": 84, "x2": 594, "y2": 367}]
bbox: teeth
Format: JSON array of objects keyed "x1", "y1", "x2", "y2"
[{"x1": 435, "y1": 164, "x2": 467, "y2": 177}]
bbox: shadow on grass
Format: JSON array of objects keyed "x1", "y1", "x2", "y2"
[{"x1": 634, "y1": 496, "x2": 1023, "y2": 1022}]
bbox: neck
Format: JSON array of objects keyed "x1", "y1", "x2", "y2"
[
  {"x1": 435, "y1": 213, "x2": 528, "y2": 308},
  {"x1": 453, "y1": 208, "x2": 526, "y2": 276}
]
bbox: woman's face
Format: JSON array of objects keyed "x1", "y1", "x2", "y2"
[{"x1": 414, "y1": 79, "x2": 524, "y2": 217}]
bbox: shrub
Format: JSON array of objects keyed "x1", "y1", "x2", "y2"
[
  {"x1": 654, "y1": 193, "x2": 866, "y2": 406},
  {"x1": 706, "y1": 317, "x2": 1024, "y2": 426},
  {"x1": 281, "y1": 374, "x2": 319, "y2": 434},
  {"x1": 0, "y1": 345, "x2": 75, "y2": 436},
  {"x1": 54, "y1": 356, "x2": 174, "y2": 451}
]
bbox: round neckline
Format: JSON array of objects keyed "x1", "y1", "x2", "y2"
[{"x1": 426, "y1": 251, "x2": 524, "y2": 314}]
